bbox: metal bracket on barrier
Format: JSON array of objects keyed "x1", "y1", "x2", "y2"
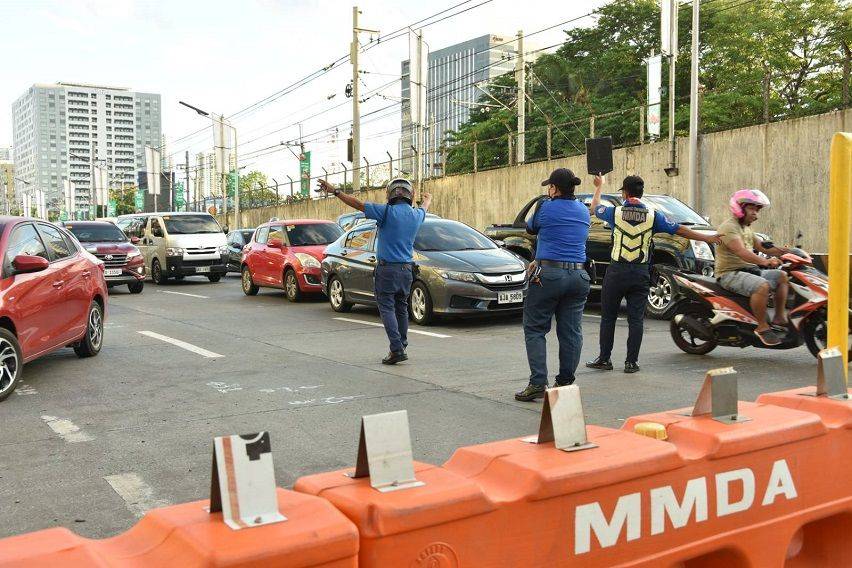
[
  {"x1": 522, "y1": 385, "x2": 597, "y2": 452},
  {"x1": 348, "y1": 410, "x2": 426, "y2": 493},
  {"x1": 210, "y1": 431, "x2": 287, "y2": 530},
  {"x1": 682, "y1": 367, "x2": 751, "y2": 424},
  {"x1": 800, "y1": 347, "x2": 850, "y2": 401}
]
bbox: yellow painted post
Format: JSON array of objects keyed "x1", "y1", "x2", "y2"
[{"x1": 828, "y1": 132, "x2": 851, "y2": 378}]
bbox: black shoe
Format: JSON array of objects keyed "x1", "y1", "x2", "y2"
[
  {"x1": 554, "y1": 377, "x2": 575, "y2": 387},
  {"x1": 382, "y1": 350, "x2": 408, "y2": 365},
  {"x1": 586, "y1": 357, "x2": 613, "y2": 371},
  {"x1": 624, "y1": 361, "x2": 640, "y2": 374},
  {"x1": 514, "y1": 383, "x2": 546, "y2": 402}
]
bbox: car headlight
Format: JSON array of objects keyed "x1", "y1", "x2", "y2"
[
  {"x1": 294, "y1": 253, "x2": 320, "y2": 269},
  {"x1": 127, "y1": 249, "x2": 141, "y2": 259},
  {"x1": 691, "y1": 240, "x2": 714, "y2": 261},
  {"x1": 440, "y1": 270, "x2": 478, "y2": 283},
  {"x1": 165, "y1": 247, "x2": 184, "y2": 257},
  {"x1": 85, "y1": 246, "x2": 98, "y2": 254},
  {"x1": 218, "y1": 245, "x2": 229, "y2": 254}
]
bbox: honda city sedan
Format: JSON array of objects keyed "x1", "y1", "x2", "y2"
[
  {"x1": 322, "y1": 217, "x2": 528, "y2": 325},
  {"x1": 0, "y1": 218, "x2": 108, "y2": 402},
  {"x1": 241, "y1": 219, "x2": 343, "y2": 301}
]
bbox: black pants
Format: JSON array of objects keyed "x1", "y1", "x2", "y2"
[{"x1": 598, "y1": 263, "x2": 651, "y2": 364}]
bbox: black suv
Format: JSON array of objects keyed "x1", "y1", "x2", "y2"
[{"x1": 485, "y1": 193, "x2": 717, "y2": 318}]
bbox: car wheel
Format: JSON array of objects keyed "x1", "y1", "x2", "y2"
[
  {"x1": 0, "y1": 329, "x2": 22, "y2": 403},
  {"x1": 207, "y1": 274, "x2": 222, "y2": 283},
  {"x1": 74, "y1": 301, "x2": 104, "y2": 358},
  {"x1": 128, "y1": 281, "x2": 144, "y2": 294},
  {"x1": 151, "y1": 259, "x2": 167, "y2": 284},
  {"x1": 409, "y1": 281, "x2": 434, "y2": 326},
  {"x1": 284, "y1": 269, "x2": 302, "y2": 302},
  {"x1": 647, "y1": 266, "x2": 679, "y2": 319},
  {"x1": 242, "y1": 266, "x2": 259, "y2": 296},
  {"x1": 328, "y1": 276, "x2": 352, "y2": 312}
]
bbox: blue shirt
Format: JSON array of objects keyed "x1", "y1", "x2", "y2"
[
  {"x1": 364, "y1": 202, "x2": 426, "y2": 262},
  {"x1": 594, "y1": 199, "x2": 680, "y2": 234},
  {"x1": 527, "y1": 197, "x2": 590, "y2": 262}
]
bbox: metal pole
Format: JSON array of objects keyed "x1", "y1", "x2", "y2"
[
  {"x1": 90, "y1": 141, "x2": 96, "y2": 219},
  {"x1": 473, "y1": 141, "x2": 478, "y2": 173},
  {"x1": 640, "y1": 105, "x2": 645, "y2": 144},
  {"x1": 687, "y1": 0, "x2": 700, "y2": 209},
  {"x1": 667, "y1": 0, "x2": 678, "y2": 175},
  {"x1": 232, "y1": 124, "x2": 240, "y2": 229},
  {"x1": 363, "y1": 157, "x2": 370, "y2": 188},
  {"x1": 286, "y1": 175, "x2": 294, "y2": 197},
  {"x1": 341, "y1": 163, "x2": 348, "y2": 189},
  {"x1": 415, "y1": 30, "x2": 424, "y2": 196},
  {"x1": 218, "y1": 117, "x2": 227, "y2": 220},
  {"x1": 386, "y1": 150, "x2": 393, "y2": 179},
  {"x1": 351, "y1": 6, "x2": 361, "y2": 193},
  {"x1": 516, "y1": 30, "x2": 525, "y2": 164},
  {"x1": 546, "y1": 123, "x2": 552, "y2": 159},
  {"x1": 589, "y1": 116, "x2": 595, "y2": 138},
  {"x1": 184, "y1": 151, "x2": 190, "y2": 212}
]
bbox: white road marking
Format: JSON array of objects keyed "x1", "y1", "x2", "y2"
[
  {"x1": 583, "y1": 314, "x2": 625, "y2": 321},
  {"x1": 207, "y1": 381, "x2": 242, "y2": 393},
  {"x1": 333, "y1": 317, "x2": 451, "y2": 338},
  {"x1": 15, "y1": 384, "x2": 38, "y2": 396},
  {"x1": 104, "y1": 473, "x2": 170, "y2": 517},
  {"x1": 138, "y1": 331, "x2": 224, "y2": 358},
  {"x1": 159, "y1": 290, "x2": 210, "y2": 299},
  {"x1": 41, "y1": 415, "x2": 94, "y2": 443}
]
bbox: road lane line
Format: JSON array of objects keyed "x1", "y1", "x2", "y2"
[
  {"x1": 138, "y1": 331, "x2": 224, "y2": 358},
  {"x1": 104, "y1": 473, "x2": 170, "y2": 517},
  {"x1": 333, "y1": 317, "x2": 451, "y2": 338},
  {"x1": 159, "y1": 290, "x2": 210, "y2": 299},
  {"x1": 41, "y1": 415, "x2": 94, "y2": 443}
]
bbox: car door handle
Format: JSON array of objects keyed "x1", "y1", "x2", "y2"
[
  {"x1": 340, "y1": 251, "x2": 348, "y2": 257},
  {"x1": 52, "y1": 280, "x2": 65, "y2": 289}
]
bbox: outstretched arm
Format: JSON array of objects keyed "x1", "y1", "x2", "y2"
[
  {"x1": 676, "y1": 226, "x2": 722, "y2": 245},
  {"x1": 420, "y1": 192, "x2": 432, "y2": 212},
  {"x1": 725, "y1": 236, "x2": 782, "y2": 268},
  {"x1": 317, "y1": 179, "x2": 365, "y2": 212}
]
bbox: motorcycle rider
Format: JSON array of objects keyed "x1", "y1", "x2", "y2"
[{"x1": 715, "y1": 189, "x2": 795, "y2": 346}]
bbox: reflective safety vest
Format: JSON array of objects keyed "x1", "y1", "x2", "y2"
[{"x1": 611, "y1": 204, "x2": 655, "y2": 263}]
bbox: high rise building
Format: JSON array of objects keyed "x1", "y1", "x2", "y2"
[
  {"x1": 0, "y1": 147, "x2": 11, "y2": 162},
  {"x1": 400, "y1": 34, "x2": 520, "y2": 176},
  {"x1": 11, "y1": 82, "x2": 161, "y2": 214}
]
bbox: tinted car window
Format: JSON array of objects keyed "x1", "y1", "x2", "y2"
[
  {"x1": 66, "y1": 223, "x2": 127, "y2": 243},
  {"x1": 119, "y1": 217, "x2": 146, "y2": 238},
  {"x1": 286, "y1": 223, "x2": 342, "y2": 246},
  {"x1": 240, "y1": 230, "x2": 254, "y2": 244},
  {"x1": 162, "y1": 214, "x2": 221, "y2": 234},
  {"x1": 150, "y1": 218, "x2": 165, "y2": 237},
  {"x1": 38, "y1": 224, "x2": 74, "y2": 260},
  {"x1": 414, "y1": 221, "x2": 497, "y2": 252},
  {"x1": 5, "y1": 224, "x2": 49, "y2": 273},
  {"x1": 346, "y1": 226, "x2": 375, "y2": 251},
  {"x1": 267, "y1": 225, "x2": 284, "y2": 244},
  {"x1": 642, "y1": 196, "x2": 706, "y2": 225},
  {"x1": 255, "y1": 226, "x2": 269, "y2": 244}
]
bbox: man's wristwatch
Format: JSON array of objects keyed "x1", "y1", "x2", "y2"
[{"x1": 333, "y1": 189, "x2": 341, "y2": 196}]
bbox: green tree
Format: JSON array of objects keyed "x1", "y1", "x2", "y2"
[{"x1": 111, "y1": 185, "x2": 138, "y2": 216}]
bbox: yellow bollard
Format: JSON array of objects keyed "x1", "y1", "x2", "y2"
[{"x1": 828, "y1": 132, "x2": 851, "y2": 379}]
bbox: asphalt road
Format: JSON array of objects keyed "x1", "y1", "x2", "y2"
[{"x1": 0, "y1": 274, "x2": 818, "y2": 539}]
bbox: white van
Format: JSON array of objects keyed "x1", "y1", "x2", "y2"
[{"x1": 116, "y1": 212, "x2": 228, "y2": 284}]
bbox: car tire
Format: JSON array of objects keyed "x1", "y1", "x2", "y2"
[
  {"x1": 0, "y1": 328, "x2": 23, "y2": 403},
  {"x1": 647, "y1": 266, "x2": 679, "y2": 320},
  {"x1": 74, "y1": 301, "x2": 104, "y2": 358},
  {"x1": 151, "y1": 259, "x2": 167, "y2": 284},
  {"x1": 284, "y1": 269, "x2": 302, "y2": 302},
  {"x1": 328, "y1": 276, "x2": 352, "y2": 312},
  {"x1": 128, "y1": 281, "x2": 144, "y2": 294},
  {"x1": 208, "y1": 274, "x2": 222, "y2": 283},
  {"x1": 409, "y1": 281, "x2": 435, "y2": 326},
  {"x1": 242, "y1": 266, "x2": 259, "y2": 296}
]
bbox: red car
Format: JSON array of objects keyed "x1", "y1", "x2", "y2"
[
  {"x1": 0, "y1": 217, "x2": 108, "y2": 402},
  {"x1": 63, "y1": 221, "x2": 145, "y2": 294},
  {"x1": 241, "y1": 219, "x2": 343, "y2": 302}
]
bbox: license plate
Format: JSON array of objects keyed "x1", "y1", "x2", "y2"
[
  {"x1": 498, "y1": 290, "x2": 523, "y2": 304},
  {"x1": 196, "y1": 266, "x2": 211, "y2": 273},
  {"x1": 104, "y1": 268, "x2": 122, "y2": 277}
]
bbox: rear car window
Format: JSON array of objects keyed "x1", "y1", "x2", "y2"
[
  {"x1": 346, "y1": 226, "x2": 375, "y2": 251},
  {"x1": 255, "y1": 226, "x2": 270, "y2": 244},
  {"x1": 66, "y1": 223, "x2": 127, "y2": 243},
  {"x1": 286, "y1": 223, "x2": 342, "y2": 246}
]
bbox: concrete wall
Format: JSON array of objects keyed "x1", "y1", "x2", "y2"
[{"x1": 229, "y1": 109, "x2": 850, "y2": 252}]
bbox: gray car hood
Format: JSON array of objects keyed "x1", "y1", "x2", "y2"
[{"x1": 420, "y1": 248, "x2": 524, "y2": 273}]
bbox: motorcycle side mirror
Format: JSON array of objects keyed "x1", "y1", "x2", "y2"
[{"x1": 130, "y1": 236, "x2": 140, "y2": 244}]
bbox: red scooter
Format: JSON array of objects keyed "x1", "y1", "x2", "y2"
[{"x1": 666, "y1": 250, "x2": 851, "y2": 358}]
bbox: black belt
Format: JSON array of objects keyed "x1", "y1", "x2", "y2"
[
  {"x1": 378, "y1": 260, "x2": 413, "y2": 266},
  {"x1": 539, "y1": 260, "x2": 585, "y2": 270}
]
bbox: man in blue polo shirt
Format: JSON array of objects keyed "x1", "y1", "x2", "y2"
[
  {"x1": 318, "y1": 178, "x2": 431, "y2": 365},
  {"x1": 515, "y1": 168, "x2": 591, "y2": 402}
]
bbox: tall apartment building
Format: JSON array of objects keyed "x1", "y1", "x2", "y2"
[
  {"x1": 0, "y1": 147, "x2": 11, "y2": 161},
  {"x1": 12, "y1": 82, "x2": 161, "y2": 212},
  {"x1": 401, "y1": 34, "x2": 519, "y2": 176}
]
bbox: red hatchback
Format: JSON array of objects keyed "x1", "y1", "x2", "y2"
[
  {"x1": 64, "y1": 221, "x2": 145, "y2": 293},
  {"x1": 0, "y1": 217, "x2": 108, "y2": 402},
  {"x1": 241, "y1": 219, "x2": 343, "y2": 301}
]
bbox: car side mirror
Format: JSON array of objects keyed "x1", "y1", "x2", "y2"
[
  {"x1": 268, "y1": 238, "x2": 283, "y2": 249},
  {"x1": 130, "y1": 236, "x2": 140, "y2": 244},
  {"x1": 13, "y1": 254, "x2": 49, "y2": 274},
  {"x1": 223, "y1": 226, "x2": 230, "y2": 234}
]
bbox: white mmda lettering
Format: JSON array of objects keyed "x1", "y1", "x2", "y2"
[
  {"x1": 650, "y1": 477, "x2": 708, "y2": 535},
  {"x1": 575, "y1": 493, "x2": 641, "y2": 555},
  {"x1": 761, "y1": 459, "x2": 798, "y2": 505}
]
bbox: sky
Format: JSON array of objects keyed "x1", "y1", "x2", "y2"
[{"x1": 0, "y1": 0, "x2": 609, "y2": 189}]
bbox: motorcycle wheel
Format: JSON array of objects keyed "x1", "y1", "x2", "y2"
[
  {"x1": 801, "y1": 309, "x2": 852, "y2": 360},
  {"x1": 670, "y1": 303, "x2": 718, "y2": 355}
]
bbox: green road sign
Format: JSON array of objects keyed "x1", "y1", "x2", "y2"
[
  {"x1": 175, "y1": 182, "x2": 185, "y2": 208},
  {"x1": 60, "y1": 210, "x2": 68, "y2": 222},
  {"x1": 89, "y1": 205, "x2": 96, "y2": 219},
  {"x1": 134, "y1": 189, "x2": 145, "y2": 211},
  {"x1": 300, "y1": 151, "x2": 311, "y2": 196},
  {"x1": 108, "y1": 199, "x2": 117, "y2": 217}
]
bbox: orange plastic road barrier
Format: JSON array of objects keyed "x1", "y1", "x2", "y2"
[
  {"x1": 0, "y1": 489, "x2": 358, "y2": 567},
  {"x1": 756, "y1": 387, "x2": 852, "y2": 429}
]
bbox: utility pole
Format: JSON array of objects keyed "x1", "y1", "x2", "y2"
[
  {"x1": 185, "y1": 151, "x2": 190, "y2": 212},
  {"x1": 687, "y1": 0, "x2": 700, "y2": 209},
  {"x1": 516, "y1": 30, "x2": 525, "y2": 164},
  {"x1": 350, "y1": 7, "x2": 378, "y2": 194},
  {"x1": 90, "y1": 141, "x2": 96, "y2": 219},
  {"x1": 667, "y1": 0, "x2": 678, "y2": 176},
  {"x1": 414, "y1": 30, "x2": 425, "y2": 194}
]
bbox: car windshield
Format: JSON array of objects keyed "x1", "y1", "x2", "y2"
[
  {"x1": 415, "y1": 220, "x2": 497, "y2": 252},
  {"x1": 642, "y1": 196, "x2": 707, "y2": 225},
  {"x1": 162, "y1": 215, "x2": 221, "y2": 234},
  {"x1": 66, "y1": 223, "x2": 127, "y2": 243},
  {"x1": 286, "y1": 223, "x2": 343, "y2": 246},
  {"x1": 240, "y1": 230, "x2": 255, "y2": 242}
]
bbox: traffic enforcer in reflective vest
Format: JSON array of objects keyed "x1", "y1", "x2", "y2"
[{"x1": 610, "y1": 204, "x2": 655, "y2": 263}]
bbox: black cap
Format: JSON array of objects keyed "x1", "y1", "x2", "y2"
[
  {"x1": 541, "y1": 168, "x2": 581, "y2": 191},
  {"x1": 622, "y1": 175, "x2": 644, "y2": 195}
]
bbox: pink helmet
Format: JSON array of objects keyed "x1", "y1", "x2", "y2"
[{"x1": 729, "y1": 189, "x2": 770, "y2": 219}]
